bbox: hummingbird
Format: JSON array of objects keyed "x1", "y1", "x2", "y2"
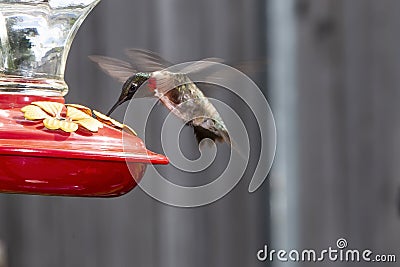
[{"x1": 89, "y1": 49, "x2": 230, "y2": 145}]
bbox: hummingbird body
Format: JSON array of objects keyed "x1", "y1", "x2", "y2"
[
  {"x1": 89, "y1": 49, "x2": 230, "y2": 144},
  {"x1": 149, "y1": 71, "x2": 229, "y2": 143}
]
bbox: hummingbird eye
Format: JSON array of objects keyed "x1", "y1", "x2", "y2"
[{"x1": 126, "y1": 82, "x2": 139, "y2": 98}]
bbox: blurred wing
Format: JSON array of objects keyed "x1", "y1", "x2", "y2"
[
  {"x1": 178, "y1": 57, "x2": 224, "y2": 74},
  {"x1": 234, "y1": 59, "x2": 268, "y2": 75},
  {"x1": 124, "y1": 48, "x2": 173, "y2": 72},
  {"x1": 165, "y1": 58, "x2": 226, "y2": 95},
  {"x1": 124, "y1": 48, "x2": 225, "y2": 75},
  {"x1": 89, "y1": 55, "x2": 136, "y2": 84},
  {"x1": 201, "y1": 59, "x2": 268, "y2": 82},
  {"x1": 121, "y1": 49, "x2": 229, "y2": 99}
]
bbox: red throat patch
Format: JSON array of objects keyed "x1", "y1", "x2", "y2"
[{"x1": 148, "y1": 77, "x2": 157, "y2": 91}]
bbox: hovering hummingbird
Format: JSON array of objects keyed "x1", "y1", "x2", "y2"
[{"x1": 89, "y1": 49, "x2": 230, "y2": 145}]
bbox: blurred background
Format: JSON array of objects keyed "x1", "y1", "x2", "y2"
[{"x1": 0, "y1": 0, "x2": 399, "y2": 266}]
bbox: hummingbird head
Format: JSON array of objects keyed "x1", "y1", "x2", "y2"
[
  {"x1": 107, "y1": 72, "x2": 151, "y2": 116},
  {"x1": 122, "y1": 73, "x2": 151, "y2": 100}
]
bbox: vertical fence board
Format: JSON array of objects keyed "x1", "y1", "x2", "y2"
[{"x1": 293, "y1": 0, "x2": 400, "y2": 265}]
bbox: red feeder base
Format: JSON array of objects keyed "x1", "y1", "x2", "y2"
[{"x1": 0, "y1": 94, "x2": 168, "y2": 197}]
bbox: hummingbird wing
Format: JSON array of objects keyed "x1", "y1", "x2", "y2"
[
  {"x1": 124, "y1": 48, "x2": 224, "y2": 76},
  {"x1": 122, "y1": 48, "x2": 227, "y2": 100},
  {"x1": 178, "y1": 58, "x2": 224, "y2": 74},
  {"x1": 124, "y1": 48, "x2": 173, "y2": 72},
  {"x1": 88, "y1": 55, "x2": 136, "y2": 84},
  {"x1": 89, "y1": 54, "x2": 160, "y2": 99}
]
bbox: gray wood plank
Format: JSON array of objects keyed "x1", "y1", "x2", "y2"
[{"x1": 292, "y1": 0, "x2": 400, "y2": 266}]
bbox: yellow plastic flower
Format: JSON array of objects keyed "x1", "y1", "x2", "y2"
[
  {"x1": 21, "y1": 101, "x2": 102, "y2": 133},
  {"x1": 93, "y1": 110, "x2": 137, "y2": 136},
  {"x1": 21, "y1": 101, "x2": 137, "y2": 135}
]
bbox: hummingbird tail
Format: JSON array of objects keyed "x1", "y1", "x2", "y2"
[
  {"x1": 193, "y1": 127, "x2": 234, "y2": 151},
  {"x1": 193, "y1": 126, "x2": 245, "y2": 159},
  {"x1": 192, "y1": 126, "x2": 226, "y2": 145}
]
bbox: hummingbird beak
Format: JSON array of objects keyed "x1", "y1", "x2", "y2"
[{"x1": 106, "y1": 99, "x2": 126, "y2": 116}]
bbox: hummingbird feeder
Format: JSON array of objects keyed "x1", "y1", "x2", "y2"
[{"x1": 0, "y1": 0, "x2": 168, "y2": 197}]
